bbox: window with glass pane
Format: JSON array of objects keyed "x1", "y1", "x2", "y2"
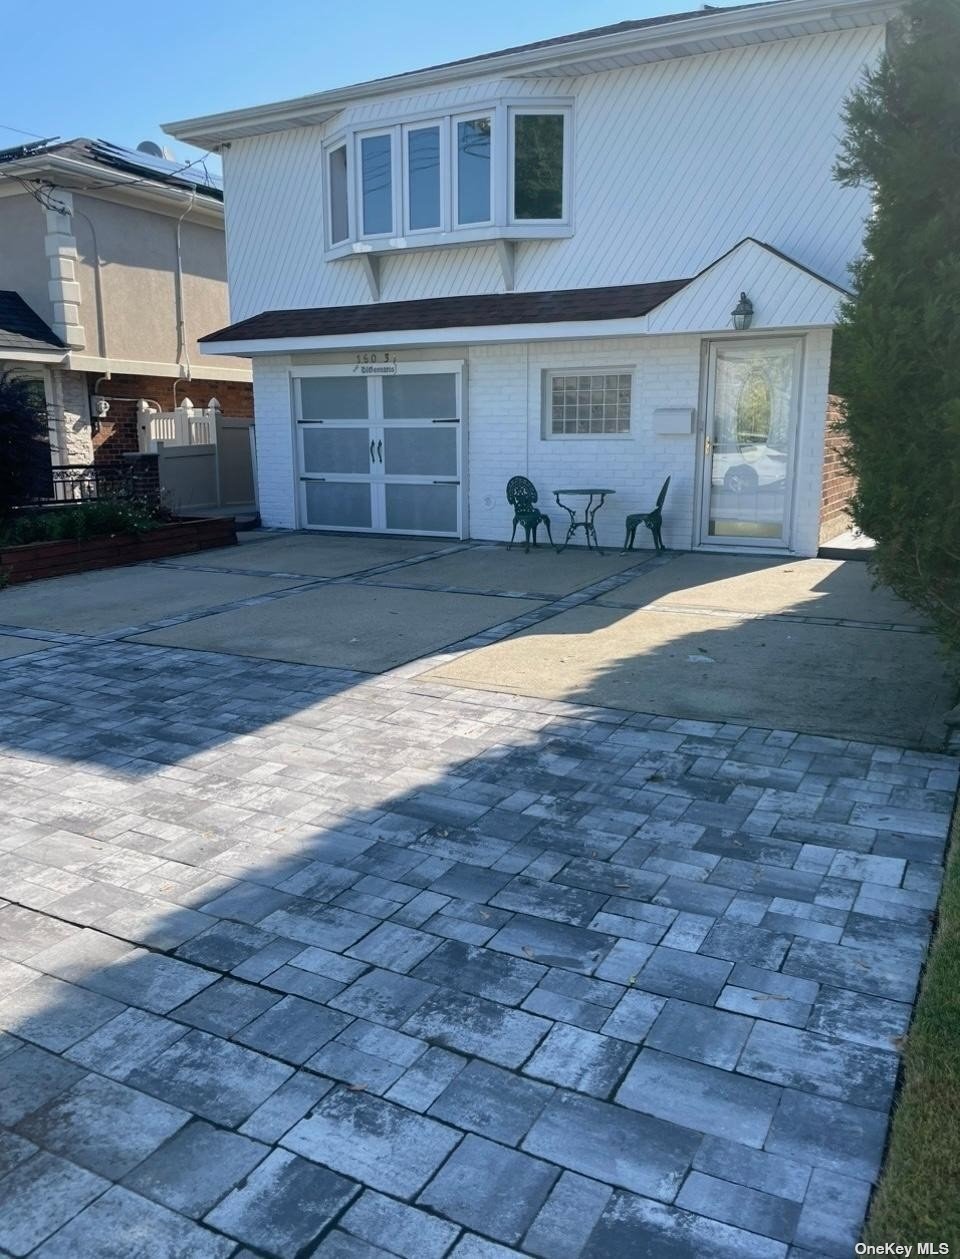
[
  {"x1": 457, "y1": 118, "x2": 491, "y2": 224},
  {"x1": 547, "y1": 372, "x2": 632, "y2": 436},
  {"x1": 360, "y1": 134, "x2": 392, "y2": 235},
  {"x1": 407, "y1": 126, "x2": 441, "y2": 230},
  {"x1": 328, "y1": 145, "x2": 349, "y2": 244},
  {"x1": 514, "y1": 114, "x2": 564, "y2": 220}
]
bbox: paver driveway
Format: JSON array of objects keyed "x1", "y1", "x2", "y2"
[{"x1": 0, "y1": 534, "x2": 956, "y2": 1258}]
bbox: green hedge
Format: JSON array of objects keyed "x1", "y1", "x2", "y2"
[{"x1": 831, "y1": 0, "x2": 960, "y2": 662}]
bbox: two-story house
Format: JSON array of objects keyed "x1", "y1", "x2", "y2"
[
  {"x1": 0, "y1": 138, "x2": 252, "y2": 478},
  {"x1": 165, "y1": 0, "x2": 892, "y2": 554}
]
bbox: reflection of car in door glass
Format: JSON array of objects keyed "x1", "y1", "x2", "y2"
[{"x1": 711, "y1": 442, "x2": 788, "y2": 493}]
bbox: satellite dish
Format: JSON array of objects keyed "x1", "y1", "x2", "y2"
[{"x1": 137, "y1": 139, "x2": 175, "y2": 161}]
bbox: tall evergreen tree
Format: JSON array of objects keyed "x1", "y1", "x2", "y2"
[{"x1": 832, "y1": 0, "x2": 960, "y2": 659}]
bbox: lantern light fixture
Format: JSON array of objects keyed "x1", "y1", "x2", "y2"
[{"x1": 732, "y1": 292, "x2": 754, "y2": 330}]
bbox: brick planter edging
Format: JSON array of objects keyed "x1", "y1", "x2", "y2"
[{"x1": 0, "y1": 516, "x2": 237, "y2": 585}]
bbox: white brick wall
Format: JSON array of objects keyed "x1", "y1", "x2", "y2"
[
  {"x1": 252, "y1": 357, "x2": 297, "y2": 528},
  {"x1": 251, "y1": 331, "x2": 831, "y2": 556}
]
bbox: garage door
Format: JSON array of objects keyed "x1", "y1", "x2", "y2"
[{"x1": 295, "y1": 365, "x2": 463, "y2": 537}]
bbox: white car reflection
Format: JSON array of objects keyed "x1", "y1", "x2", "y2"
[{"x1": 712, "y1": 442, "x2": 788, "y2": 494}]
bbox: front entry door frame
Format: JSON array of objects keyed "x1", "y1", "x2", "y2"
[
  {"x1": 694, "y1": 336, "x2": 804, "y2": 551},
  {"x1": 293, "y1": 360, "x2": 466, "y2": 538}
]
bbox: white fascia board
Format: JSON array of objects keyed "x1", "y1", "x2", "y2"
[
  {"x1": 0, "y1": 348, "x2": 67, "y2": 365},
  {"x1": 198, "y1": 312, "x2": 833, "y2": 357},
  {"x1": 163, "y1": 0, "x2": 898, "y2": 149},
  {"x1": 64, "y1": 353, "x2": 252, "y2": 381}
]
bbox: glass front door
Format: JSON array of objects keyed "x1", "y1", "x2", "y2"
[{"x1": 700, "y1": 339, "x2": 801, "y2": 546}]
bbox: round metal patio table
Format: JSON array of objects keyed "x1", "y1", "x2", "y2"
[{"x1": 552, "y1": 488, "x2": 616, "y2": 554}]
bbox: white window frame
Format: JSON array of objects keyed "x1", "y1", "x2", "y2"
[
  {"x1": 542, "y1": 367, "x2": 635, "y2": 440},
  {"x1": 451, "y1": 110, "x2": 495, "y2": 230},
  {"x1": 355, "y1": 127, "x2": 398, "y2": 240},
  {"x1": 508, "y1": 105, "x2": 572, "y2": 226},
  {"x1": 322, "y1": 97, "x2": 573, "y2": 260},
  {"x1": 325, "y1": 139, "x2": 351, "y2": 247},
  {"x1": 402, "y1": 117, "x2": 449, "y2": 235}
]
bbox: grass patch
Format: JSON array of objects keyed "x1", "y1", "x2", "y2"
[
  {"x1": 0, "y1": 497, "x2": 165, "y2": 547},
  {"x1": 863, "y1": 795, "x2": 960, "y2": 1246}
]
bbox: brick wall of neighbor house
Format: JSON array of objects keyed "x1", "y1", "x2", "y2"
[
  {"x1": 90, "y1": 374, "x2": 254, "y2": 466},
  {"x1": 819, "y1": 395, "x2": 856, "y2": 543}
]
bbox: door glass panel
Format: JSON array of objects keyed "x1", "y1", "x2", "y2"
[
  {"x1": 385, "y1": 482, "x2": 458, "y2": 533},
  {"x1": 361, "y1": 134, "x2": 393, "y2": 235},
  {"x1": 382, "y1": 373, "x2": 457, "y2": 419},
  {"x1": 513, "y1": 113, "x2": 564, "y2": 220},
  {"x1": 707, "y1": 344, "x2": 796, "y2": 540},
  {"x1": 300, "y1": 376, "x2": 368, "y2": 420},
  {"x1": 302, "y1": 426, "x2": 371, "y2": 475},
  {"x1": 457, "y1": 118, "x2": 491, "y2": 224},
  {"x1": 382, "y1": 427, "x2": 457, "y2": 476},
  {"x1": 304, "y1": 481, "x2": 372, "y2": 528},
  {"x1": 407, "y1": 126, "x2": 441, "y2": 230}
]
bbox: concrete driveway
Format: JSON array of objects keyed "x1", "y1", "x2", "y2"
[
  {"x1": 0, "y1": 533, "x2": 956, "y2": 1258},
  {"x1": 0, "y1": 532, "x2": 950, "y2": 746}
]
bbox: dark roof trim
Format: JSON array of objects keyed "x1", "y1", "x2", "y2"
[
  {"x1": 199, "y1": 278, "x2": 693, "y2": 345},
  {"x1": 0, "y1": 291, "x2": 65, "y2": 353}
]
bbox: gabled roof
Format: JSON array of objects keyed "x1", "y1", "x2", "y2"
[
  {"x1": 165, "y1": 0, "x2": 898, "y2": 150},
  {"x1": 199, "y1": 279, "x2": 693, "y2": 345},
  {"x1": 0, "y1": 292, "x2": 65, "y2": 354},
  {"x1": 0, "y1": 137, "x2": 222, "y2": 201}
]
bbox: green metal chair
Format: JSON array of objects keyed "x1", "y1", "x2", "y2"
[
  {"x1": 623, "y1": 476, "x2": 671, "y2": 552},
  {"x1": 506, "y1": 476, "x2": 554, "y2": 552}
]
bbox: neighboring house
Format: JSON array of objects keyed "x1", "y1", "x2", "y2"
[
  {"x1": 0, "y1": 138, "x2": 253, "y2": 485},
  {"x1": 164, "y1": 0, "x2": 886, "y2": 554}
]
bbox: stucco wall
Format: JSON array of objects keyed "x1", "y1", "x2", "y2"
[
  {"x1": 0, "y1": 194, "x2": 52, "y2": 327},
  {"x1": 250, "y1": 329, "x2": 833, "y2": 557},
  {"x1": 71, "y1": 193, "x2": 246, "y2": 374}
]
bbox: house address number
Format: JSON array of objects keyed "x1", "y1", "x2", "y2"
[{"x1": 353, "y1": 352, "x2": 399, "y2": 376}]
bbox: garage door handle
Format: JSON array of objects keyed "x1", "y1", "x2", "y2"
[
  {"x1": 370, "y1": 440, "x2": 375, "y2": 462},
  {"x1": 377, "y1": 440, "x2": 383, "y2": 463},
  {"x1": 433, "y1": 480, "x2": 460, "y2": 485}
]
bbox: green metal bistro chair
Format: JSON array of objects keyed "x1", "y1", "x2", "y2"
[
  {"x1": 623, "y1": 476, "x2": 671, "y2": 552},
  {"x1": 506, "y1": 476, "x2": 555, "y2": 552}
]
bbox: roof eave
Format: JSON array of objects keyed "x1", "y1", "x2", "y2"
[
  {"x1": 163, "y1": 0, "x2": 898, "y2": 150},
  {"x1": 0, "y1": 153, "x2": 224, "y2": 218}
]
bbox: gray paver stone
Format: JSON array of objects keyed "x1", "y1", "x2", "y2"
[
  {"x1": 282, "y1": 1087, "x2": 461, "y2": 1198},
  {"x1": 616, "y1": 1049, "x2": 781, "y2": 1147},
  {"x1": 428, "y1": 1057, "x2": 553, "y2": 1144},
  {"x1": 341, "y1": 1189, "x2": 460, "y2": 1259},
  {"x1": 645, "y1": 998, "x2": 753, "y2": 1070},
  {"x1": 0, "y1": 1151, "x2": 109, "y2": 1256},
  {"x1": 205, "y1": 1148, "x2": 359, "y2": 1258},
  {"x1": 401, "y1": 988, "x2": 550, "y2": 1068},
  {"x1": 124, "y1": 1120, "x2": 269, "y2": 1218},
  {"x1": 523, "y1": 1022, "x2": 636, "y2": 1097},
  {"x1": 16, "y1": 1073, "x2": 189, "y2": 1179},
  {"x1": 418, "y1": 1133, "x2": 559, "y2": 1244},
  {"x1": 522, "y1": 1088, "x2": 699, "y2": 1200},
  {"x1": 524, "y1": 1170, "x2": 614, "y2": 1259}
]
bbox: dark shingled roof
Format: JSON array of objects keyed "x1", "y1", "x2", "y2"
[
  {"x1": 0, "y1": 291, "x2": 65, "y2": 354},
  {"x1": 200, "y1": 279, "x2": 694, "y2": 344}
]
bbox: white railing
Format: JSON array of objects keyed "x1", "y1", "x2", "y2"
[{"x1": 137, "y1": 397, "x2": 221, "y2": 452}]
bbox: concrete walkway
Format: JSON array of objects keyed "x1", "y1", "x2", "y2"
[{"x1": 0, "y1": 534, "x2": 956, "y2": 1258}]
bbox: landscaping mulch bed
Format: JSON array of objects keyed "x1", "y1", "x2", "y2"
[{"x1": 0, "y1": 516, "x2": 236, "y2": 585}]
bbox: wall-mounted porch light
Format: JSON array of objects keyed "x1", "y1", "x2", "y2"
[{"x1": 731, "y1": 292, "x2": 754, "y2": 330}]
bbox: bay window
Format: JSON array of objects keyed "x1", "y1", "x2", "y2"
[
  {"x1": 360, "y1": 132, "x2": 393, "y2": 236},
  {"x1": 512, "y1": 111, "x2": 565, "y2": 221},
  {"x1": 328, "y1": 144, "x2": 349, "y2": 245},
  {"x1": 324, "y1": 98, "x2": 572, "y2": 254},
  {"x1": 455, "y1": 116, "x2": 492, "y2": 225},
  {"x1": 405, "y1": 123, "x2": 442, "y2": 231}
]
